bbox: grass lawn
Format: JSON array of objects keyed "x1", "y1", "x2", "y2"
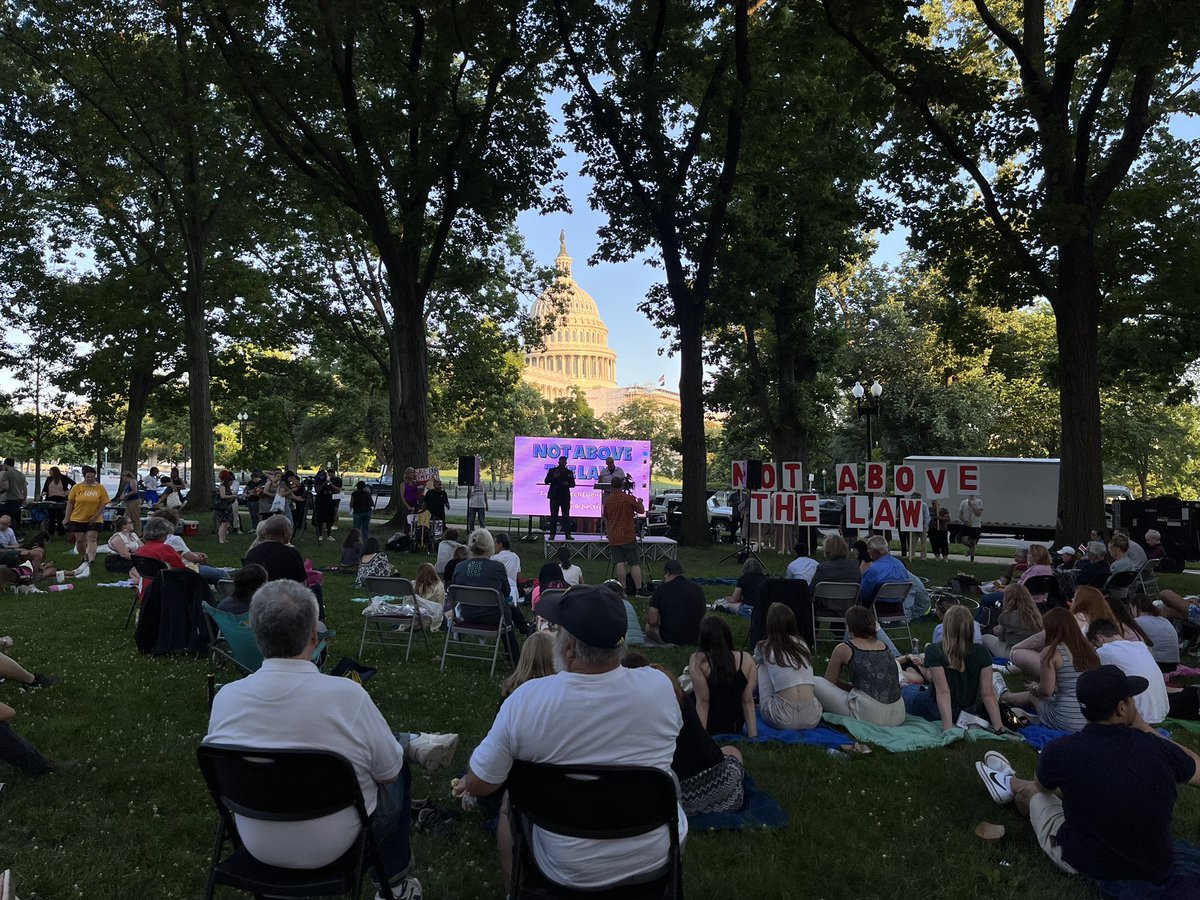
[{"x1": 1, "y1": 517, "x2": 1197, "y2": 899}]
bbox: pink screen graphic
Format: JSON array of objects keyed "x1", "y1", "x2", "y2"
[{"x1": 511, "y1": 436, "x2": 653, "y2": 518}]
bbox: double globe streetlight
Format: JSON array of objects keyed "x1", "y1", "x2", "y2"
[{"x1": 851, "y1": 379, "x2": 883, "y2": 460}]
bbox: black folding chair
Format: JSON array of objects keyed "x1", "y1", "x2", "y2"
[
  {"x1": 125, "y1": 555, "x2": 167, "y2": 629},
  {"x1": 196, "y1": 744, "x2": 388, "y2": 899},
  {"x1": 1103, "y1": 570, "x2": 1137, "y2": 603},
  {"x1": 1022, "y1": 574, "x2": 1062, "y2": 609},
  {"x1": 507, "y1": 761, "x2": 683, "y2": 900}
]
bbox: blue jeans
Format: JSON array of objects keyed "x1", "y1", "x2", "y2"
[
  {"x1": 467, "y1": 508, "x2": 486, "y2": 531},
  {"x1": 353, "y1": 511, "x2": 372, "y2": 538},
  {"x1": 0, "y1": 722, "x2": 49, "y2": 775},
  {"x1": 902, "y1": 683, "x2": 941, "y2": 721},
  {"x1": 370, "y1": 760, "x2": 413, "y2": 891},
  {"x1": 198, "y1": 565, "x2": 228, "y2": 586}
]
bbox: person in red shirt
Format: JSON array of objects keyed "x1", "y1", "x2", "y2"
[{"x1": 132, "y1": 517, "x2": 186, "y2": 599}]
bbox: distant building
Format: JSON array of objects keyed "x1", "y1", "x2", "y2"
[{"x1": 522, "y1": 233, "x2": 681, "y2": 418}]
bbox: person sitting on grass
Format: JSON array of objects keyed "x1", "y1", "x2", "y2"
[
  {"x1": 327, "y1": 528, "x2": 363, "y2": 573},
  {"x1": 902, "y1": 605, "x2": 1005, "y2": 733},
  {"x1": 105, "y1": 516, "x2": 142, "y2": 574},
  {"x1": 785, "y1": 541, "x2": 817, "y2": 584},
  {"x1": 0, "y1": 648, "x2": 74, "y2": 776},
  {"x1": 555, "y1": 545, "x2": 583, "y2": 586},
  {"x1": 714, "y1": 557, "x2": 767, "y2": 618},
  {"x1": 932, "y1": 594, "x2": 983, "y2": 644},
  {"x1": 981, "y1": 584, "x2": 1043, "y2": 658},
  {"x1": 412, "y1": 562, "x2": 445, "y2": 624},
  {"x1": 354, "y1": 537, "x2": 395, "y2": 587},
  {"x1": 499, "y1": 631, "x2": 555, "y2": 702},
  {"x1": 205, "y1": 579, "x2": 459, "y2": 900},
  {"x1": 645, "y1": 559, "x2": 706, "y2": 646},
  {"x1": 997, "y1": 608, "x2": 1096, "y2": 733},
  {"x1": 1131, "y1": 593, "x2": 1181, "y2": 672},
  {"x1": 690, "y1": 615, "x2": 758, "y2": 738},
  {"x1": 975, "y1": 665, "x2": 1200, "y2": 896},
  {"x1": 601, "y1": 579, "x2": 645, "y2": 647},
  {"x1": 1088, "y1": 620, "x2": 1169, "y2": 725},
  {"x1": 434, "y1": 528, "x2": 464, "y2": 577},
  {"x1": 217, "y1": 564, "x2": 269, "y2": 617},
  {"x1": 624, "y1": 652, "x2": 746, "y2": 816},
  {"x1": 815, "y1": 605, "x2": 906, "y2": 726},
  {"x1": 753, "y1": 604, "x2": 821, "y2": 731}
]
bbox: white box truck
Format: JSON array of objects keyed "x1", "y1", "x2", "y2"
[{"x1": 901, "y1": 456, "x2": 1133, "y2": 540}]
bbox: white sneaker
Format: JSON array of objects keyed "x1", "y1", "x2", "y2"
[
  {"x1": 408, "y1": 733, "x2": 459, "y2": 772},
  {"x1": 983, "y1": 750, "x2": 1014, "y2": 776},
  {"x1": 376, "y1": 876, "x2": 422, "y2": 900},
  {"x1": 976, "y1": 761, "x2": 1013, "y2": 805},
  {"x1": 74, "y1": 561, "x2": 91, "y2": 579}
]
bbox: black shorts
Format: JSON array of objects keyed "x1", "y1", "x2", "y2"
[
  {"x1": 67, "y1": 521, "x2": 102, "y2": 533},
  {"x1": 609, "y1": 542, "x2": 639, "y2": 566},
  {"x1": 962, "y1": 526, "x2": 982, "y2": 542}
]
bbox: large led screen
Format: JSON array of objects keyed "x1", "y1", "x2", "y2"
[{"x1": 511, "y1": 436, "x2": 653, "y2": 519}]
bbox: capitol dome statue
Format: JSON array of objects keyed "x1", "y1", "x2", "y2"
[{"x1": 522, "y1": 232, "x2": 679, "y2": 418}]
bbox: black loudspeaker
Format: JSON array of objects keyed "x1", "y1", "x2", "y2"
[
  {"x1": 458, "y1": 455, "x2": 477, "y2": 487},
  {"x1": 746, "y1": 459, "x2": 763, "y2": 491}
]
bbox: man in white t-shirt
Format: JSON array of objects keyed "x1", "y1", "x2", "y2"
[
  {"x1": 205, "y1": 580, "x2": 459, "y2": 900},
  {"x1": 454, "y1": 585, "x2": 685, "y2": 893},
  {"x1": 958, "y1": 495, "x2": 984, "y2": 562},
  {"x1": 491, "y1": 532, "x2": 522, "y2": 602},
  {"x1": 1088, "y1": 619, "x2": 1169, "y2": 724},
  {"x1": 785, "y1": 542, "x2": 817, "y2": 583}
]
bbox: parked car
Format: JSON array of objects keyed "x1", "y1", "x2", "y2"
[
  {"x1": 368, "y1": 475, "x2": 393, "y2": 498},
  {"x1": 819, "y1": 498, "x2": 844, "y2": 528}
]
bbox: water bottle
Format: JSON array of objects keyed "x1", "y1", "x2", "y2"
[
  {"x1": 47, "y1": 583, "x2": 74, "y2": 592},
  {"x1": 826, "y1": 748, "x2": 847, "y2": 761}
]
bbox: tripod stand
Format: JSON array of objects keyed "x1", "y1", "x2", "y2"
[{"x1": 719, "y1": 508, "x2": 766, "y2": 570}]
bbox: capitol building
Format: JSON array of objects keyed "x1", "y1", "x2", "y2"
[{"x1": 522, "y1": 233, "x2": 681, "y2": 418}]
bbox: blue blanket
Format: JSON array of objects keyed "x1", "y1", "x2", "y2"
[
  {"x1": 713, "y1": 711, "x2": 850, "y2": 749},
  {"x1": 692, "y1": 577, "x2": 738, "y2": 586},
  {"x1": 1018, "y1": 723, "x2": 1072, "y2": 750},
  {"x1": 1095, "y1": 839, "x2": 1200, "y2": 900},
  {"x1": 687, "y1": 775, "x2": 789, "y2": 831}
]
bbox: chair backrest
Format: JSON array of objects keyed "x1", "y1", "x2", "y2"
[
  {"x1": 1022, "y1": 574, "x2": 1055, "y2": 595},
  {"x1": 873, "y1": 581, "x2": 911, "y2": 607},
  {"x1": 133, "y1": 554, "x2": 169, "y2": 577},
  {"x1": 534, "y1": 587, "x2": 567, "y2": 613},
  {"x1": 216, "y1": 579, "x2": 236, "y2": 598},
  {"x1": 507, "y1": 761, "x2": 679, "y2": 841},
  {"x1": 448, "y1": 584, "x2": 504, "y2": 612},
  {"x1": 1105, "y1": 571, "x2": 1136, "y2": 590},
  {"x1": 197, "y1": 744, "x2": 368, "y2": 825},
  {"x1": 812, "y1": 582, "x2": 860, "y2": 615},
  {"x1": 364, "y1": 576, "x2": 415, "y2": 599},
  {"x1": 202, "y1": 602, "x2": 264, "y2": 672}
]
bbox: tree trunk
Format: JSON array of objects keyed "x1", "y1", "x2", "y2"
[
  {"x1": 1053, "y1": 236, "x2": 1105, "y2": 545},
  {"x1": 182, "y1": 263, "x2": 215, "y2": 513},
  {"x1": 383, "y1": 302, "x2": 431, "y2": 528},
  {"x1": 677, "y1": 304, "x2": 709, "y2": 546},
  {"x1": 120, "y1": 364, "x2": 154, "y2": 477}
]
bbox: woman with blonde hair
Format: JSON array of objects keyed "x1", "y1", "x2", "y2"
[
  {"x1": 981, "y1": 584, "x2": 1043, "y2": 657},
  {"x1": 500, "y1": 631, "x2": 555, "y2": 700},
  {"x1": 413, "y1": 562, "x2": 446, "y2": 624},
  {"x1": 998, "y1": 607, "x2": 1096, "y2": 733},
  {"x1": 753, "y1": 604, "x2": 821, "y2": 730},
  {"x1": 902, "y1": 605, "x2": 1004, "y2": 732}
]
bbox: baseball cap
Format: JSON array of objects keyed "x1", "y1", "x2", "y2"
[
  {"x1": 1076, "y1": 664, "x2": 1148, "y2": 716},
  {"x1": 536, "y1": 585, "x2": 627, "y2": 650},
  {"x1": 1055, "y1": 545, "x2": 1077, "y2": 557},
  {"x1": 663, "y1": 559, "x2": 684, "y2": 575}
]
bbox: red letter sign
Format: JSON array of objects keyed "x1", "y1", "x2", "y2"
[
  {"x1": 750, "y1": 491, "x2": 773, "y2": 524},
  {"x1": 898, "y1": 498, "x2": 925, "y2": 532},
  {"x1": 836, "y1": 463, "x2": 859, "y2": 495},
  {"x1": 797, "y1": 493, "x2": 820, "y2": 525},
  {"x1": 865, "y1": 462, "x2": 887, "y2": 493},
  {"x1": 846, "y1": 495, "x2": 870, "y2": 527},
  {"x1": 779, "y1": 461, "x2": 804, "y2": 492},
  {"x1": 760, "y1": 462, "x2": 778, "y2": 491},
  {"x1": 958, "y1": 463, "x2": 980, "y2": 494},
  {"x1": 923, "y1": 466, "x2": 949, "y2": 499},
  {"x1": 872, "y1": 496, "x2": 897, "y2": 529},
  {"x1": 894, "y1": 465, "x2": 916, "y2": 495},
  {"x1": 732, "y1": 461, "x2": 747, "y2": 490},
  {"x1": 772, "y1": 492, "x2": 796, "y2": 525}
]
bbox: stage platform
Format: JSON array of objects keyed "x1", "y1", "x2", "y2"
[{"x1": 543, "y1": 534, "x2": 678, "y2": 562}]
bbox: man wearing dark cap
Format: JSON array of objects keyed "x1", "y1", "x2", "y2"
[
  {"x1": 645, "y1": 559, "x2": 707, "y2": 645},
  {"x1": 453, "y1": 585, "x2": 684, "y2": 893},
  {"x1": 976, "y1": 665, "x2": 1200, "y2": 892}
]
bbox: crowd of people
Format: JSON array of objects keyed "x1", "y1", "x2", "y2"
[{"x1": 2, "y1": 459, "x2": 1200, "y2": 898}]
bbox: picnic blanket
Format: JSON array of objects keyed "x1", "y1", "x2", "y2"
[
  {"x1": 692, "y1": 578, "x2": 738, "y2": 586},
  {"x1": 688, "y1": 775, "x2": 789, "y2": 832},
  {"x1": 1165, "y1": 665, "x2": 1200, "y2": 681},
  {"x1": 1018, "y1": 724, "x2": 1072, "y2": 750},
  {"x1": 714, "y1": 711, "x2": 849, "y2": 749},
  {"x1": 1094, "y1": 839, "x2": 1200, "y2": 900},
  {"x1": 820, "y1": 713, "x2": 1019, "y2": 752},
  {"x1": 1164, "y1": 718, "x2": 1200, "y2": 735}
]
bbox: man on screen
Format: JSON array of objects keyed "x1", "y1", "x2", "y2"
[{"x1": 544, "y1": 457, "x2": 576, "y2": 540}]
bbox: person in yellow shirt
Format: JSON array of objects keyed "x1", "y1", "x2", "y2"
[{"x1": 63, "y1": 466, "x2": 110, "y2": 571}]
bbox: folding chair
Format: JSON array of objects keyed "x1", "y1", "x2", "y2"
[
  {"x1": 125, "y1": 555, "x2": 168, "y2": 629},
  {"x1": 216, "y1": 579, "x2": 236, "y2": 599},
  {"x1": 359, "y1": 576, "x2": 431, "y2": 660},
  {"x1": 1103, "y1": 570, "x2": 1137, "y2": 603},
  {"x1": 196, "y1": 745, "x2": 389, "y2": 900},
  {"x1": 811, "y1": 582, "x2": 860, "y2": 651},
  {"x1": 1021, "y1": 574, "x2": 1060, "y2": 610},
  {"x1": 507, "y1": 761, "x2": 683, "y2": 900},
  {"x1": 202, "y1": 602, "x2": 327, "y2": 708},
  {"x1": 746, "y1": 578, "x2": 814, "y2": 649},
  {"x1": 1134, "y1": 558, "x2": 1161, "y2": 600},
  {"x1": 871, "y1": 581, "x2": 914, "y2": 649},
  {"x1": 441, "y1": 585, "x2": 511, "y2": 676}
]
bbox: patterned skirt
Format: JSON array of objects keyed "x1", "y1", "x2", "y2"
[{"x1": 680, "y1": 754, "x2": 745, "y2": 816}]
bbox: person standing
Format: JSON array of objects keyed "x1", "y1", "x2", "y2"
[
  {"x1": 40, "y1": 467, "x2": 73, "y2": 537},
  {"x1": 466, "y1": 480, "x2": 488, "y2": 530},
  {"x1": 113, "y1": 471, "x2": 142, "y2": 536},
  {"x1": 423, "y1": 479, "x2": 450, "y2": 538},
  {"x1": 1, "y1": 459, "x2": 27, "y2": 534},
  {"x1": 63, "y1": 465, "x2": 109, "y2": 568},
  {"x1": 400, "y1": 468, "x2": 421, "y2": 536},
  {"x1": 603, "y1": 476, "x2": 647, "y2": 596},
  {"x1": 244, "y1": 470, "x2": 267, "y2": 528},
  {"x1": 544, "y1": 457, "x2": 576, "y2": 540},
  {"x1": 928, "y1": 499, "x2": 951, "y2": 560},
  {"x1": 958, "y1": 494, "x2": 984, "y2": 562},
  {"x1": 350, "y1": 480, "x2": 374, "y2": 538}
]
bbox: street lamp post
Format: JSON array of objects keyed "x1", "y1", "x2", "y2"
[
  {"x1": 236, "y1": 411, "x2": 249, "y2": 442},
  {"x1": 852, "y1": 379, "x2": 883, "y2": 460}
]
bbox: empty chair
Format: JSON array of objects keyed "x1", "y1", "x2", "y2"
[
  {"x1": 810, "y1": 582, "x2": 861, "y2": 651},
  {"x1": 870, "y1": 581, "x2": 914, "y2": 648},
  {"x1": 359, "y1": 576, "x2": 430, "y2": 660}
]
